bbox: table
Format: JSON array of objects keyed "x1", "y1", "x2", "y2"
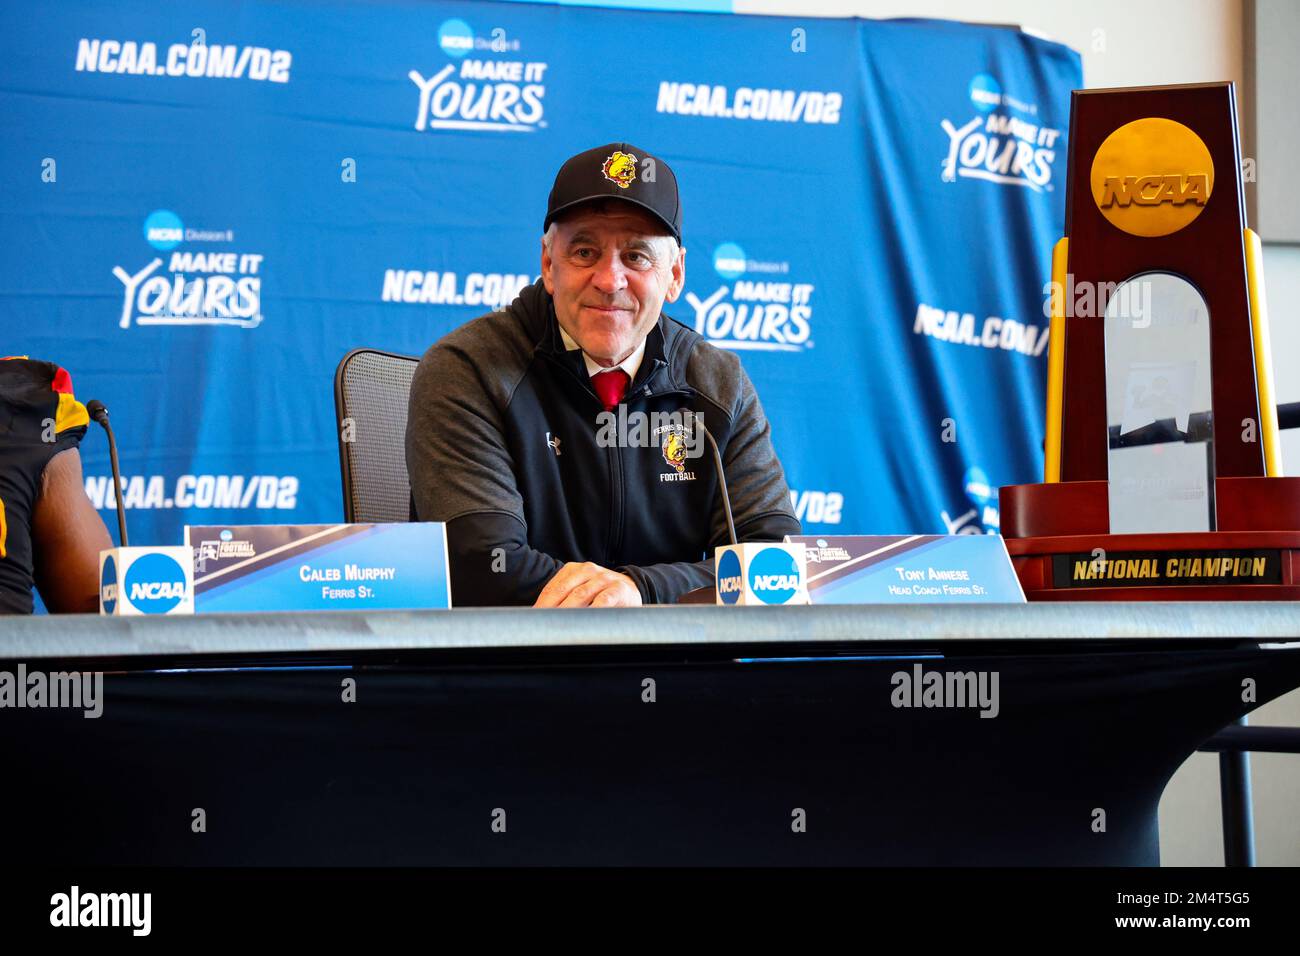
[{"x1": 2, "y1": 603, "x2": 1297, "y2": 865}]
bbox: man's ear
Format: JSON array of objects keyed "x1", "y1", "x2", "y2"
[
  {"x1": 541, "y1": 238, "x2": 554, "y2": 294},
  {"x1": 664, "y1": 246, "x2": 686, "y2": 303}
]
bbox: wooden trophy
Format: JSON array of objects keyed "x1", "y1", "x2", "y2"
[{"x1": 1000, "y1": 82, "x2": 1300, "y2": 600}]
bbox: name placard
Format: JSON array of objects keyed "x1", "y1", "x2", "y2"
[
  {"x1": 183, "y1": 523, "x2": 452, "y2": 612},
  {"x1": 785, "y1": 535, "x2": 1025, "y2": 604}
]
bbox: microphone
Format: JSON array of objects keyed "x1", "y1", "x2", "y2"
[
  {"x1": 674, "y1": 415, "x2": 736, "y2": 605},
  {"x1": 695, "y1": 418, "x2": 737, "y2": 546},
  {"x1": 690, "y1": 415, "x2": 807, "y2": 606},
  {"x1": 86, "y1": 399, "x2": 129, "y2": 548}
]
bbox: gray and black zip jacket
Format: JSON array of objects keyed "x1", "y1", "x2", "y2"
[{"x1": 406, "y1": 278, "x2": 801, "y2": 606}]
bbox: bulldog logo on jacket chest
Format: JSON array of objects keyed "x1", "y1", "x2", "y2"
[{"x1": 656, "y1": 424, "x2": 697, "y2": 482}]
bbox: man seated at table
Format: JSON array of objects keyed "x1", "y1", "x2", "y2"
[
  {"x1": 406, "y1": 142, "x2": 800, "y2": 607},
  {"x1": 0, "y1": 357, "x2": 113, "y2": 613}
]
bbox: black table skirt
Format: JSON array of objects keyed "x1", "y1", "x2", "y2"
[{"x1": 4, "y1": 642, "x2": 1295, "y2": 865}]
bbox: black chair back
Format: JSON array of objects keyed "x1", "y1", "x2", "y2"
[{"x1": 333, "y1": 348, "x2": 419, "y2": 523}]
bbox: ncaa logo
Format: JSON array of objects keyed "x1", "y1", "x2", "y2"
[
  {"x1": 438, "y1": 19, "x2": 474, "y2": 58},
  {"x1": 124, "y1": 553, "x2": 187, "y2": 613},
  {"x1": 969, "y1": 74, "x2": 1001, "y2": 113},
  {"x1": 748, "y1": 547, "x2": 800, "y2": 604},
  {"x1": 713, "y1": 242, "x2": 746, "y2": 280},
  {"x1": 220, "y1": 529, "x2": 233, "y2": 541},
  {"x1": 717, "y1": 549, "x2": 743, "y2": 605},
  {"x1": 143, "y1": 209, "x2": 184, "y2": 251},
  {"x1": 100, "y1": 554, "x2": 118, "y2": 614}
]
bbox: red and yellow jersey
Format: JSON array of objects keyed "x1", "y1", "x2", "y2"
[{"x1": 0, "y1": 356, "x2": 89, "y2": 614}]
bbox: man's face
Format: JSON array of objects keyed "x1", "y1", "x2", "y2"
[{"x1": 541, "y1": 203, "x2": 686, "y2": 368}]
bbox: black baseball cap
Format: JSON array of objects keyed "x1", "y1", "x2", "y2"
[{"x1": 544, "y1": 142, "x2": 681, "y2": 243}]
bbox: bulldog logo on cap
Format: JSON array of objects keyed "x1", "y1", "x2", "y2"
[
  {"x1": 545, "y1": 142, "x2": 681, "y2": 242},
  {"x1": 601, "y1": 151, "x2": 637, "y2": 189}
]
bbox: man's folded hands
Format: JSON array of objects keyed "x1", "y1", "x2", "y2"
[{"x1": 533, "y1": 562, "x2": 642, "y2": 608}]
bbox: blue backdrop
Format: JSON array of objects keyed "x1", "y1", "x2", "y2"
[{"x1": 1, "y1": 0, "x2": 1081, "y2": 551}]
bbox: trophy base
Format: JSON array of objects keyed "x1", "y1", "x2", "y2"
[{"x1": 999, "y1": 477, "x2": 1300, "y2": 601}]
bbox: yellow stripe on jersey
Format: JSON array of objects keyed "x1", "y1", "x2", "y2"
[
  {"x1": 0, "y1": 495, "x2": 7, "y2": 558},
  {"x1": 55, "y1": 392, "x2": 90, "y2": 433}
]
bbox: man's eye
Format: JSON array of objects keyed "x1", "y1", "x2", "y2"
[
  {"x1": 572, "y1": 248, "x2": 596, "y2": 260},
  {"x1": 626, "y1": 252, "x2": 650, "y2": 266}
]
